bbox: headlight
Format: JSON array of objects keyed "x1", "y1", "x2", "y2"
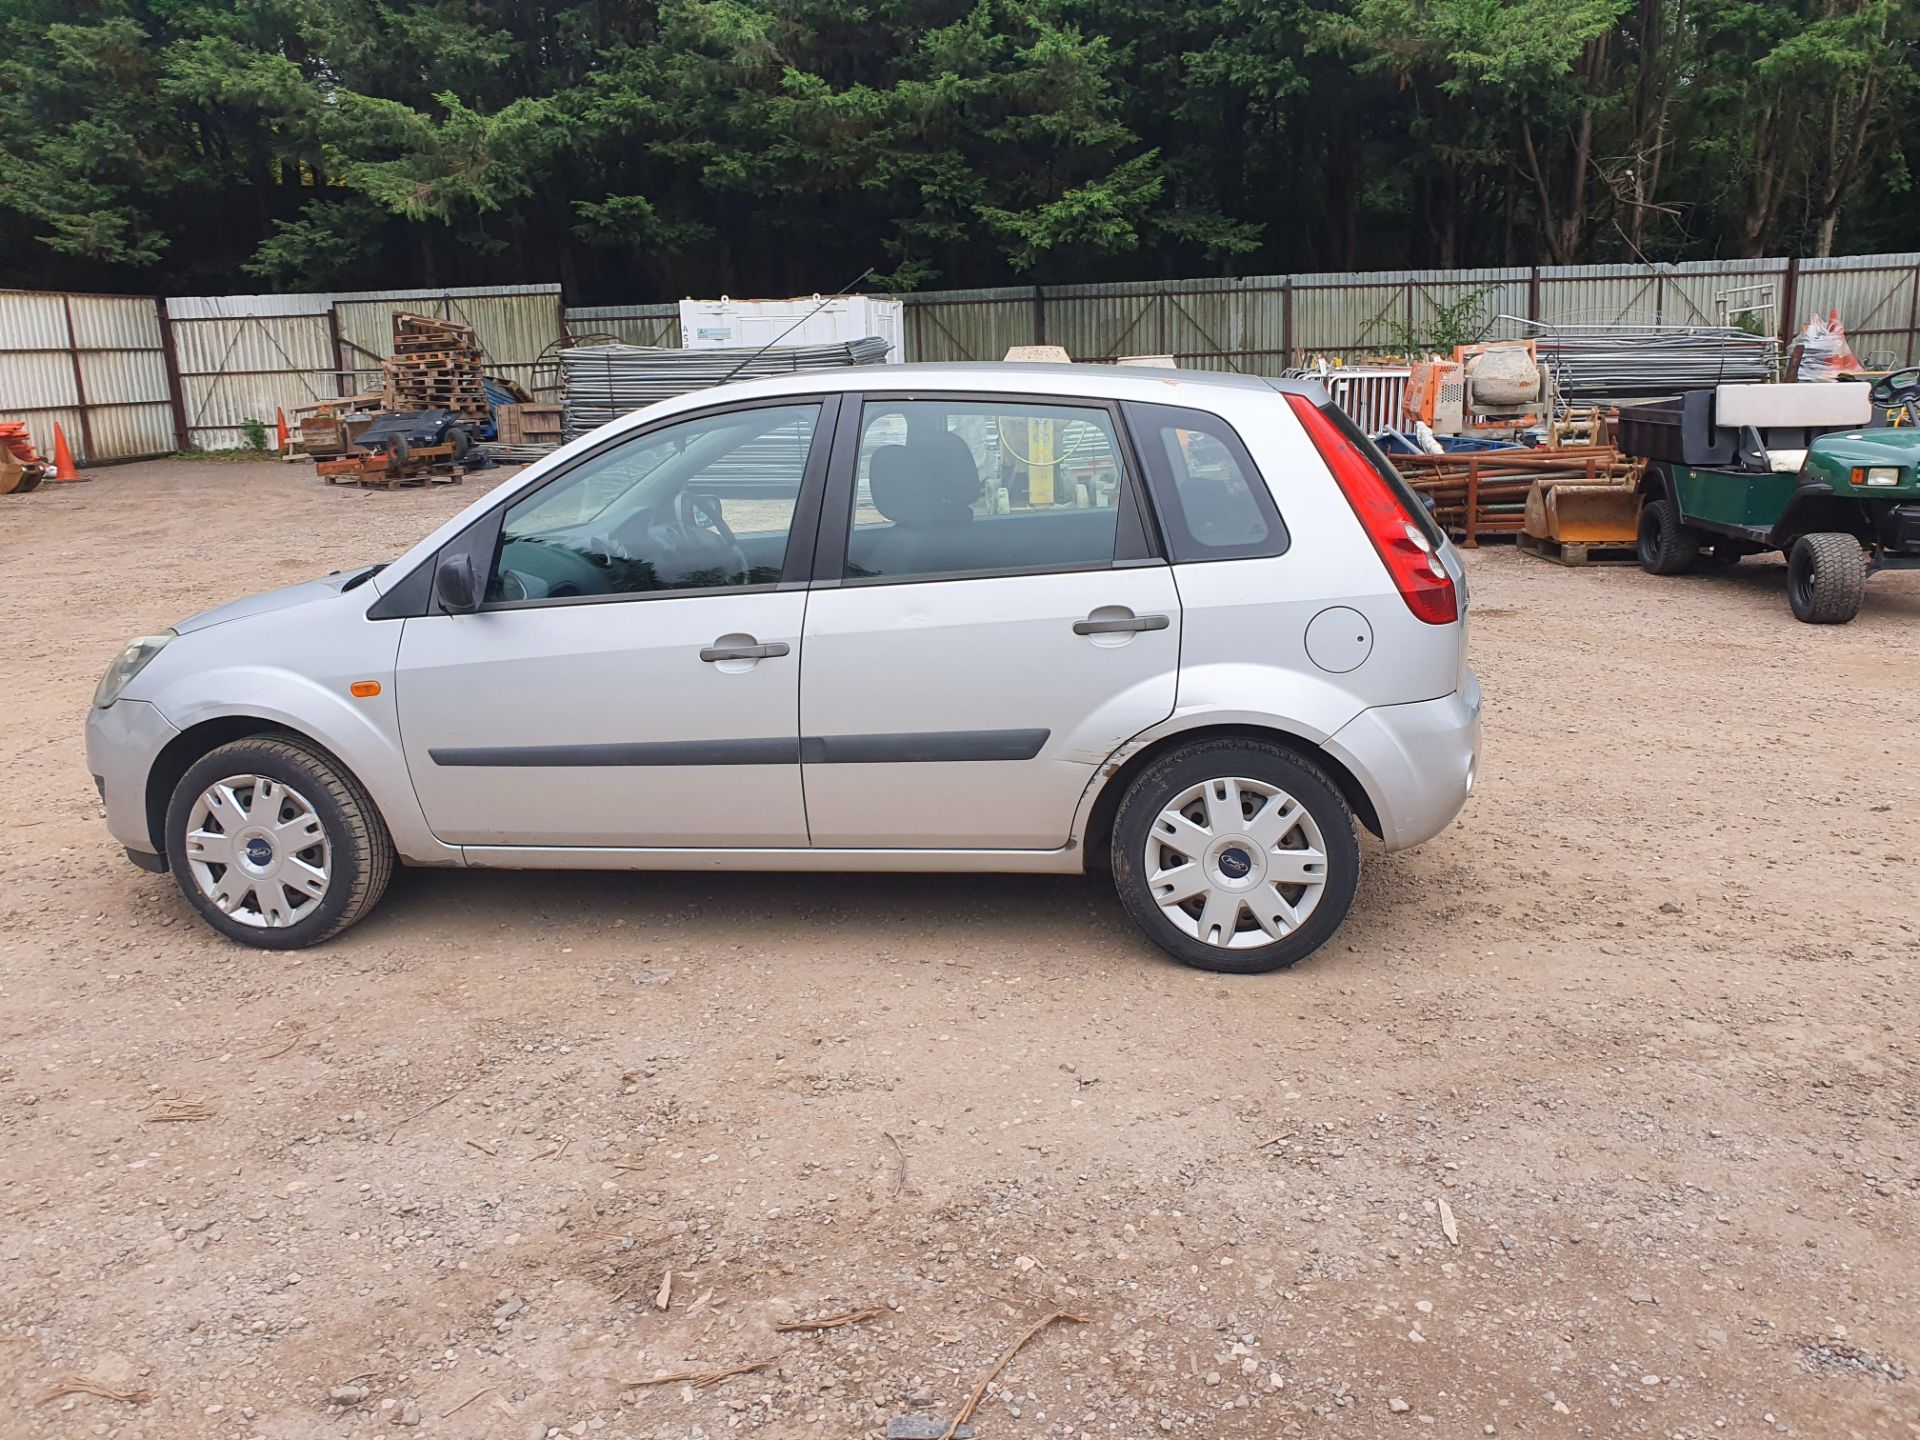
[
  {"x1": 93, "y1": 632, "x2": 173, "y2": 708},
  {"x1": 1864, "y1": 466, "x2": 1901, "y2": 487}
]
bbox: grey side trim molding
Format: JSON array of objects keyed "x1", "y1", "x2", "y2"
[
  {"x1": 430, "y1": 728, "x2": 1052, "y2": 768},
  {"x1": 431, "y1": 738, "x2": 801, "y2": 768},
  {"x1": 800, "y1": 729, "x2": 1049, "y2": 764}
]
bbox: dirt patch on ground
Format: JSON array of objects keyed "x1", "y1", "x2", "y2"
[{"x1": 2, "y1": 459, "x2": 1917, "y2": 1439}]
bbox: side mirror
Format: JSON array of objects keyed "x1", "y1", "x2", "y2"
[{"x1": 435, "y1": 553, "x2": 480, "y2": 614}]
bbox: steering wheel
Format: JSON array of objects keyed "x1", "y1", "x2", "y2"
[
  {"x1": 1870, "y1": 367, "x2": 1920, "y2": 403},
  {"x1": 671, "y1": 490, "x2": 750, "y2": 584}
]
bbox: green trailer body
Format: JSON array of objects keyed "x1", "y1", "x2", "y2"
[{"x1": 1669, "y1": 465, "x2": 1801, "y2": 533}]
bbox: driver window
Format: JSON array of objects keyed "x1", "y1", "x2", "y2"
[{"x1": 487, "y1": 403, "x2": 822, "y2": 603}]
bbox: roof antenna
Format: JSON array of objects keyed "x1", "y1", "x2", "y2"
[{"x1": 717, "y1": 267, "x2": 879, "y2": 385}]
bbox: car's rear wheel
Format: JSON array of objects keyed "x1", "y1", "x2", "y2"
[
  {"x1": 1637, "y1": 498, "x2": 1698, "y2": 575},
  {"x1": 1786, "y1": 532, "x2": 1867, "y2": 624},
  {"x1": 164, "y1": 736, "x2": 393, "y2": 949},
  {"x1": 1110, "y1": 739, "x2": 1360, "y2": 974}
]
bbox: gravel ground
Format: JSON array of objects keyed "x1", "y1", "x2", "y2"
[{"x1": 2, "y1": 458, "x2": 1917, "y2": 1440}]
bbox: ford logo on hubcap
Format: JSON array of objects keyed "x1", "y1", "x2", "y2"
[
  {"x1": 1217, "y1": 847, "x2": 1252, "y2": 880},
  {"x1": 245, "y1": 837, "x2": 274, "y2": 867}
]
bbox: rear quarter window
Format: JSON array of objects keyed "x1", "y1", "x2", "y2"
[{"x1": 1122, "y1": 402, "x2": 1289, "y2": 562}]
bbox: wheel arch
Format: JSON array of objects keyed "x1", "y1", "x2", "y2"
[
  {"x1": 1636, "y1": 461, "x2": 1674, "y2": 501},
  {"x1": 144, "y1": 716, "x2": 366, "y2": 856},
  {"x1": 1772, "y1": 494, "x2": 1875, "y2": 547},
  {"x1": 1078, "y1": 721, "x2": 1382, "y2": 874}
]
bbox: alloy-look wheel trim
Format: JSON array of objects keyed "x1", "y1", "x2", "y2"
[
  {"x1": 183, "y1": 775, "x2": 333, "y2": 929},
  {"x1": 1145, "y1": 776, "x2": 1329, "y2": 949}
]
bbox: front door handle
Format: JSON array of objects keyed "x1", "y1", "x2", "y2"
[
  {"x1": 1073, "y1": 613, "x2": 1170, "y2": 636},
  {"x1": 700, "y1": 640, "x2": 791, "y2": 662}
]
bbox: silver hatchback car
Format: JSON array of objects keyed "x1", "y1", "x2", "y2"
[{"x1": 87, "y1": 365, "x2": 1478, "y2": 973}]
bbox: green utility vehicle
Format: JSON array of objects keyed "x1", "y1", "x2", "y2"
[{"x1": 1620, "y1": 382, "x2": 1920, "y2": 623}]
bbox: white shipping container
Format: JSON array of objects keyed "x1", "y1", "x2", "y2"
[{"x1": 679, "y1": 294, "x2": 904, "y2": 362}]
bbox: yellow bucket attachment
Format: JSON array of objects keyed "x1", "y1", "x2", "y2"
[{"x1": 1525, "y1": 482, "x2": 1641, "y2": 544}]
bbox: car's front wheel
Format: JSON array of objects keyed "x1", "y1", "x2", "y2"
[
  {"x1": 164, "y1": 736, "x2": 393, "y2": 949},
  {"x1": 1110, "y1": 739, "x2": 1360, "y2": 974},
  {"x1": 1786, "y1": 532, "x2": 1867, "y2": 624}
]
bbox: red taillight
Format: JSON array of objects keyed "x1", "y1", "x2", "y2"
[{"x1": 1285, "y1": 393, "x2": 1458, "y2": 625}]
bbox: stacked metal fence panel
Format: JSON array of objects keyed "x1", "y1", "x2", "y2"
[
  {"x1": 1308, "y1": 367, "x2": 1413, "y2": 434},
  {"x1": 0, "y1": 291, "x2": 175, "y2": 462},
  {"x1": 560, "y1": 338, "x2": 890, "y2": 438},
  {"x1": 1509, "y1": 320, "x2": 1779, "y2": 401}
]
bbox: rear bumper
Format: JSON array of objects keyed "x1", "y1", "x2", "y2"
[
  {"x1": 84, "y1": 698, "x2": 179, "y2": 858},
  {"x1": 1325, "y1": 671, "x2": 1481, "y2": 851}
]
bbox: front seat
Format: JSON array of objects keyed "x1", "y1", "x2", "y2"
[{"x1": 863, "y1": 422, "x2": 981, "y2": 576}]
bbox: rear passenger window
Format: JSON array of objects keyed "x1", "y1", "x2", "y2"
[
  {"x1": 847, "y1": 399, "x2": 1127, "y2": 581},
  {"x1": 1124, "y1": 402, "x2": 1288, "y2": 562}
]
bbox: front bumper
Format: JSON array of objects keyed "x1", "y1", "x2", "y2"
[
  {"x1": 1324, "y1": 671, "x2": 1481, "y2": 851},
  {"x1": 84, "y1": 698, "x2": 180, "y2": 858}
]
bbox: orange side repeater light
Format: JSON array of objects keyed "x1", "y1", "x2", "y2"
[{"x1": 350, "y1": 681, "x2": 381, "y2": 698}]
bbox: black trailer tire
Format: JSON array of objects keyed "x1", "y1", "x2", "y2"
[
  {"x1": 1110, "y1": 738, "x2": 1360, "y2": 975},
  {"x1": 164, "y1": 736, "x2": 394, "y2": 950},
  {"x1": 446, "y1": 425, "x2": 471, "y2": 463},
  {"x1": 1637, "y1": 498, "x2": 1697, "y2": 575},
  {"x1": 1786, "y1": 532, "x2": 1867, "y2": 624},
  {"x1": 386, "y1": 436, "x2": 411, "y2": 469}
]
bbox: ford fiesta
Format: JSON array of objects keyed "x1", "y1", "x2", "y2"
[{"x1": 86, "y1": 365, "x2": 1479, "y2": 973}]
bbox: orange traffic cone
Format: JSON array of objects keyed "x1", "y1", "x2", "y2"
[
  {"x1": 50, "y1": 423, "x2": 87, "y2": 482},
  {"x1": 275, "y1": 407, "x2": 291, "y2": 453}
]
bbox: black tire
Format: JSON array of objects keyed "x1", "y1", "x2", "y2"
[
  {"x1": 164, "y1": 735, "x2": 394, "y2": 950},
  {"x1": 1637, "y1": 498, "x2": 1698, "y2": 575},
  {"x1": 445, "y1": 425, "x2": 470, "y2": 463},
  {"x1": 1786, "y1": 532, "x2": 1867, "y2": 624},
  {"x1": 386, "y1": 436, "x2": 411, "y2": 469},
  {"x1": 1110, "y1": 739, "x2": 1360, "y2": 974}
]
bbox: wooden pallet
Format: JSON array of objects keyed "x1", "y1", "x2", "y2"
[
  {"x1": 384, "y1": 312, "x2": 488, "y2": 419},
  {"x1": 317, "y1": 444, "x2": 467, "y2": 488},
  {"x1": 321, "y1": 464, "x2": 466, "y2": 489},
  {"x1": 1517, "y1": 532, "x2": 1640, "y2": 567}
]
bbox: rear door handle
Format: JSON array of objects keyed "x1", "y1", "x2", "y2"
[
  {"x1": 1073, "y1": 613, "x2": 1170, "y2": 636},
  {"x1": 700, "y1": 640, "x2": 791, "y2": 662}
]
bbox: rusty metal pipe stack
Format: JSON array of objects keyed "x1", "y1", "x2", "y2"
[{"x1": 1393, "y1": 445, "x2": 1643, "y2": 547}]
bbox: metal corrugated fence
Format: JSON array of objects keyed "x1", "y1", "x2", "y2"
[
  {"x1": 884, "y1": 253, "x2": 1920, "y2": 372},
  {"x1": 7, "y1": 259, "x2": 1920, "y2": 461},
  {"x1": 0, "y1": 291, "x2": 174, "y2": 463}
]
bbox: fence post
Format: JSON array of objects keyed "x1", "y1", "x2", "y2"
[
  {"x1": 1281, "y1": 277, "x2": 1294, "y2": 369},
  {"x1": 1779, "y1": 255, "x2": 1800, "y2": 351},
  {"x1": 1032, "y1": 285, "x2": 1046, "y2": 346},
  {"x1": 1528, "y1": 265, "x2": 1542, "y2": 324},
  {"x1": 325, "y1": 304, "x2": 348, "y2": 399},
  {"x1": 1908, "y1": 260, "x2": 1920, "y2": 366},
  {"x1": 60, "y1": 294, "x2": 97, "y2": 464},
  {"x1": 155, "y1": 297, "x2": 189, "y2": 451}
]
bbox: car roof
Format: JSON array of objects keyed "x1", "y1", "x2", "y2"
[{"x1": 639, "y1": 361, "x2": 1325, "y2": 409}]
